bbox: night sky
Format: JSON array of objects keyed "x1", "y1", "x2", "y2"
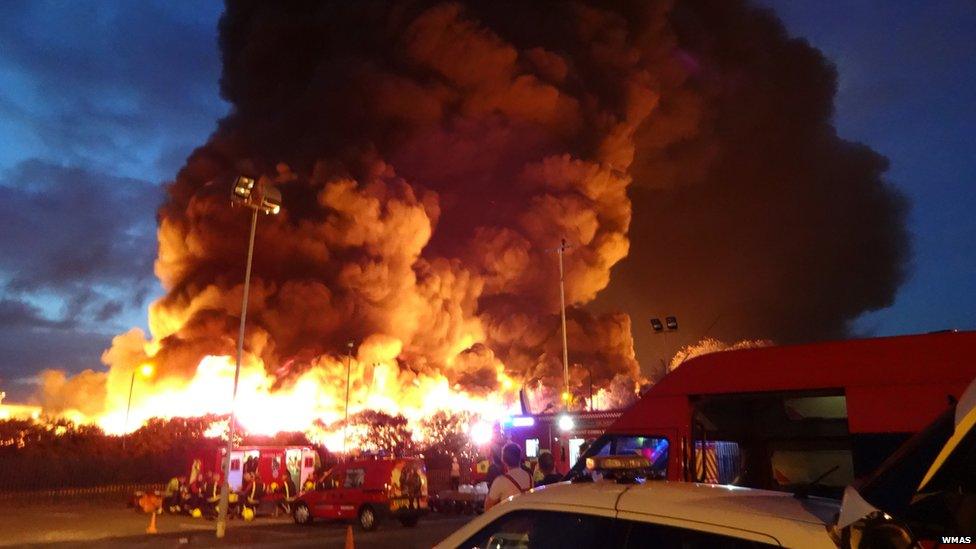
[{"x1": 0, "y1": 1, "x2": 973, "y2": 400}]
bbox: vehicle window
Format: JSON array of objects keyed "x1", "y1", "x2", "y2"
[
  {"x1": 615, "y1": 436, "x2": 669, "y2": 478},
  {"x1": 460, "y1": 510, "x2": 612, "y2": 549},
  {"x1": 620, "y1": 520, "x2": 778, "y2": 548},
  {"x1": 344, "y1": 468, "x2": 365, "y2": 488},
  {"x1": 566, "y1": 435, "x2": 669, "y2": 481},
  {"x1": 694, "y1": 440, "x2": 741, "y2": 484},
  {"x1": 692, "y1": 390, "x2": 850, "y2": 492}
]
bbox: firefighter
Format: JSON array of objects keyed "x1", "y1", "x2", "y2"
[
  {"x1": 202, "y1": 469, "x2": 222, "y2": 518},
  {"x1": 277, "y1": 471, "x2": 298, "y2": 516},
  {"x1": 163, "y1": 475, "x2": 186, "y2": 514},
  {"x1": 183, "y1": 473, "x2": 204, "y2": 516},
  {"x1": 240, "y1": 471, "x2": 264, "y2": 518}
]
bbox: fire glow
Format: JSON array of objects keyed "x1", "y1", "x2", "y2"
[{"x1": 96, "y1": 352, "x2": 521, "y2": 446}]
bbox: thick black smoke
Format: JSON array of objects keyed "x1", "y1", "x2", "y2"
[
  {"x1": 53, "y1": 0, "x2": 907, "y2": 416},
  {"x1": 595, "y1": 0, "x2": 909, "y2": 376}
]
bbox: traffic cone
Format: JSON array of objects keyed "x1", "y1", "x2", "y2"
[
  {"x1": 344, "y1": 525, "x2": 355, "y2": 549},
  {"x1": 146, "y1": 511, "x2": 158, "y2": 534}
]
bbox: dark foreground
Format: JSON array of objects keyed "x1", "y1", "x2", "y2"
[{"x1": 0, "y1": 499, "x2": 472, "y2": 548}]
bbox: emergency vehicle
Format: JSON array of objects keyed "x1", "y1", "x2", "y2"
[
  {"x1": 220, "y1": 445, "x2": 318, "y2": 492},
  {"x1": 292, "y1": 456, "x2": 428, "y2": 530},
  {"x1": 569, "y1": 331, "x2": 976, "y2": 497},
  {"x1": 498, "y1": 411, "x2": 622, "y2": 476}
]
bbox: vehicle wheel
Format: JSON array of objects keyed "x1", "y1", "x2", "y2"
[
  {"x1": 358, "y1": 505, "x2": 379, "y2": 531},
  {"x1": 398, "y1": 515, "x2": 419, "y2": 527},
  {"x1": 293, "y1": 502, "x2": 313, "y2": 525}
]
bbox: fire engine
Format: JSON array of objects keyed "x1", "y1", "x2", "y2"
[
  {"x1": 567, "y1": 330, "x2": 976, "y2": 497},
  {"x1": 216, "y1": 445, "x2": 319, "y2": 491}
]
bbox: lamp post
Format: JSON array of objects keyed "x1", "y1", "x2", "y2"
[
  {"x1": 216, "y1": 174, "x2": 282, "y2": 539},
  {"x1": 123, "y1": 363, "x2": 154, "y2": 449},
  {"x1": 650, "y1": 315, "x2": 678, "y2": 372},
  {"x1": 343, "y1": 341, "x2": 354, "y2": 455},
  {"x1": 556, "y1": 238, "x2": 571, "y2": 411},
  {"x1": 581, "y1": 365, "x2": 593, "y2": 412}
]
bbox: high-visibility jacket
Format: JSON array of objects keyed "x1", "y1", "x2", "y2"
[
  {"x1": 243, "y1": 479, "x2": 264, "y2": 504},
  {"x1": 164, "y1": 477, "x2": 180, "y2": 497}
]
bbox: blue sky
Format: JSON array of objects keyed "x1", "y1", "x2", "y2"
[{"x1": 0, "y1": 0, "x2": 973, "y2": 398}]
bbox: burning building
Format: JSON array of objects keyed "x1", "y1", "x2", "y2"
[{"x1": 33, "y1": 0, "x2": 908, "y2": 447}]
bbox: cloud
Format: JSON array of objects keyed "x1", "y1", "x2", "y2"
[
  {"x1": 0, "y1": 159, "x2": 161, "y2": 326},
  {"x1": 0, "y1": 297, "x2": 73, "y2": 330},
  {"x1": 0, "y1": 0, "x2": 227, "y2": 180}
]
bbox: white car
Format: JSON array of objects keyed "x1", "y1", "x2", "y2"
[{"x1": 434, "y1": 476, "x2": 839, "y2": 548}]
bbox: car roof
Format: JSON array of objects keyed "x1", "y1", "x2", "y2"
[
  {"x1": 437, "y1": 481, "x2": 838, "y2": 548},
  {"x1": 527, "y1": 481, "x2": 837, "y2": 524}
]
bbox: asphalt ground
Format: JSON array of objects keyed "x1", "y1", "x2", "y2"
[{"x1": 0, "y1": 499, "x2": 474, "y2": 548}]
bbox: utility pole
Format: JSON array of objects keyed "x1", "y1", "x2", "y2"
[
  {"x1": 216, "y1": 208, "x2": 257, "y2": 539},
  {"x1": 216, "y1": 174, "x2": 282, "y2": 539},
  {"x1": 343, "y1": 341, "x2": 354, "y2": 454},
  {"x1": 557, "y1": 238, "x2": 570, "y2": 411}
]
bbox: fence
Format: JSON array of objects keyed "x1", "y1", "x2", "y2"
[
  {"x1": 426, "y1": 468, "x2": 478, "y2": 493},
  {"x1": 0, "y1": 482, "x2": 165, "y2": 504}
]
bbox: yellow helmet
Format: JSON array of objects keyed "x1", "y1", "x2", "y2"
[
  {"x1": 242, "y1": 507, "x2": 255, "y2": 521},
  {"x1": 270, "y1": 482, "x2": 279, "y2": 492},
  {"x1": 228, "y1": 493, "x2": 239, "y2": 503},
  {"x1": 191, "y1": 508, "x2": 202, "y2": 518}
]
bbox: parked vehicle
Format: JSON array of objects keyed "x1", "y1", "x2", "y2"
[
  {"x1": 216, "y1": 445, "x2": 318, "y2": 491},
  {"x1": 834, "y1": 374, "x2": 976, "y2": 545},
  {"x1": 569, "y1": 331, "x2": 976, "y2": 497},
  {"x1": 292, "y1": 456, "x2": 428, "y2": 531},
  {"x1": 434, "y1": 456, "x2": 839, "y2": 548}
]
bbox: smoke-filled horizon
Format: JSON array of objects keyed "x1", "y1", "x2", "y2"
[{"x1": 37, "y1": 0, "x2": 908, "y2": 418}]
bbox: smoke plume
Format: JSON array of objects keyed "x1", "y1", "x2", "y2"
[{"x1": 39, "y1": 0, "x2": 908, "y2": 420}]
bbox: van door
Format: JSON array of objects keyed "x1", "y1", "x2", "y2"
[{"x1": 311, "y1": 467, "x2": 344, "y2": 519}]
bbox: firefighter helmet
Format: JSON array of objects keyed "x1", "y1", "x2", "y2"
[
  {"x1": 242, "y1": 507, "x2": 255, "y2": 521},
  {"x1": 191, "y1": 508, "x2": 202, "y2": 518}
]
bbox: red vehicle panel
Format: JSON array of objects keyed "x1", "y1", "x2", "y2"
[
  {"x1": 294, "y1": 457, "x2": 428, "y2": 530},
  {"x1": 571, "y1": 331, "x2": 976, "y2": 496}
]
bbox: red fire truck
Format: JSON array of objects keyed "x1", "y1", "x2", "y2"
[{"x1": 568, "y1": 331, "x2": 976, "y2": 497}]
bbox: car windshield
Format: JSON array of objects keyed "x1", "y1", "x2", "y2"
[{"x1": 566, "y1": 434, "x2": 668, "y2": 480}]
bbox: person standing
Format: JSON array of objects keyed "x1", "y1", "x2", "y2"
[
  {"x1": 485, "y1": 445, "x2": 504, "y2": 487},
  {"x1": 535, "y1": 451, "x2": 563, "y2": 486},
  {"x1": 484, "y1": 443, "x2": 531, "y2": 512},
  {"x1": 450, "y1": 456, "x2": 461, "y2": 491}
]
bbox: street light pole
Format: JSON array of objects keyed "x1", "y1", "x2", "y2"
[
  {"x1": 123, "y1": 370, "x2": 136, "y2": 450},
  {"x1": 585, "y1": 366, "x2": 593, "y2": 412},
  {"x1": 123, "y1": 363, "x2": 153, "y2": 450},
  {"x1": 557, "y1": 238, "x2": 570, "y2": 411},
  {"x1": 343, "y1": 341, "x2": 354, "y2": 455},
  {"x1": 216, "y1": 207, "x2": 258, "y2": 539}
]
